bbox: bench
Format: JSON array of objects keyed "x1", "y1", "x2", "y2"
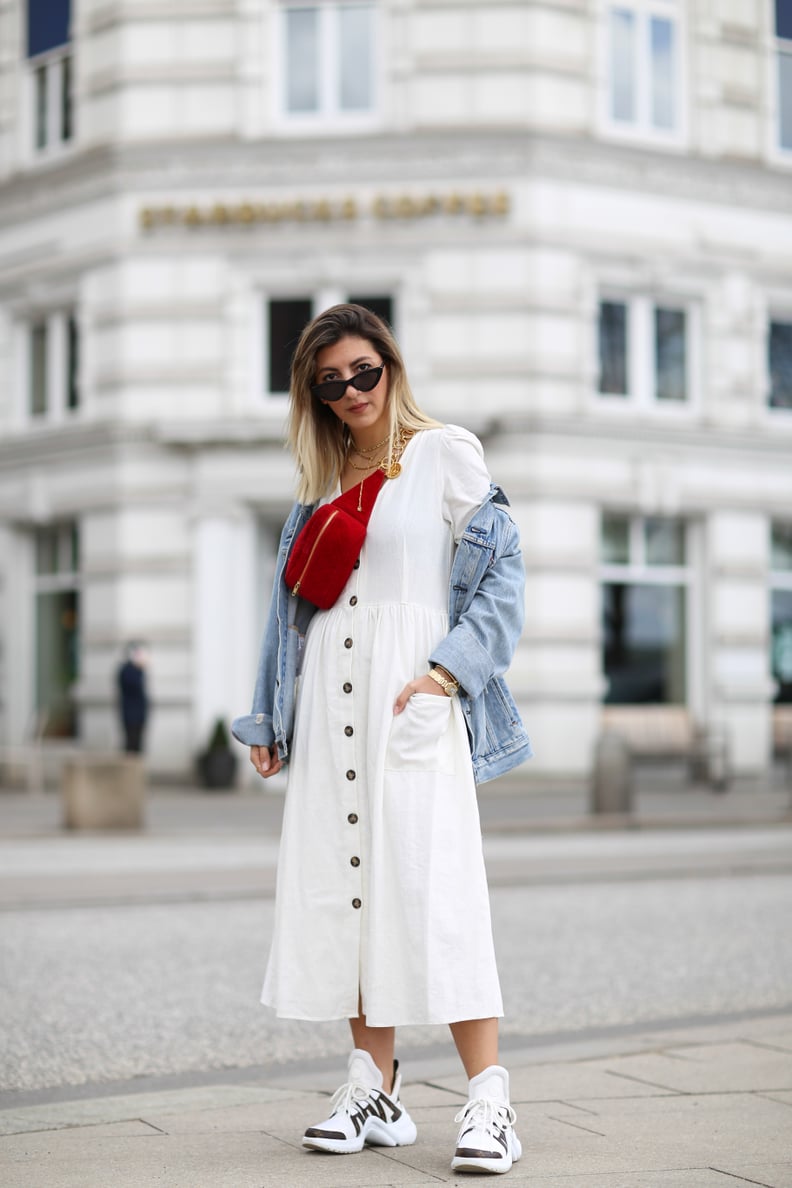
[
  {"x1": 601, "y1": 706, "x2": 731, "y2": 791},
  {"x1": 774, "y1": 707, "x2": 792, "y2": 783}
]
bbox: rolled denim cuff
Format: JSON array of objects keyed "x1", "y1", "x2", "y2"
[
  {"x1": 430, "y1": 626, "x2": 494, "y2": 702},
  {"x1": 230, "y1": 713, "x2": 276, "y2": 749}
]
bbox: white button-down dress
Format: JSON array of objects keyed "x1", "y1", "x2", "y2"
[{"x1": 261, "y1": 426, "x2": 504, "y2": 1026}]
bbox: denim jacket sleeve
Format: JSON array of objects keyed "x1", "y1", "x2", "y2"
[
  {"x1": 231, "y1": 502, "x2": 313, "y2": 751},
  {"x1": 429, "y1": 491, "x2": 525, "y2": 700}
]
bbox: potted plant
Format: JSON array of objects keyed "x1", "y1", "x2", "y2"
[{"x1": 197, "y1": 717, "x2": 237, "y2": 790}]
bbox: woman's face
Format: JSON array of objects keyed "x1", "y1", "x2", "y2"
[{"x1": 314, "y1": 335, "x2": 390, "y2": 443}]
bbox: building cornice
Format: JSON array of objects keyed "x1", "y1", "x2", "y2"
[
  {"x1": 0, "y1": 416, "x2": 289, "y2": 472},
  {"x1": 485, "y1": 413, "x2": 792, "y2": 460},
  {"x1": 1, "y1": 130, "x2": 792, "y2": 231}
]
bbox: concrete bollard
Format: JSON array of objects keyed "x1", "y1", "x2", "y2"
[
  {"x1": 590, "y1": 731, "x2": 633, "y2": 815},
  {"x1": 61, "y1": 755, "x2": 146, "y2": 830}
]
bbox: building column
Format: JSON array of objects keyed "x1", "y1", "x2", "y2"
[
  {"x1": 706, "y1": 510, "x2": 774, "y2": 774},
  {"x1": 509, "y1": 496, "x2": 605, "y2": 780},
  {"x1": 0, "y1": 524, "x2": 35, "y2": 750},
  {"x1": 193, "y1": 508, "x2": 258, "y2": 761}
]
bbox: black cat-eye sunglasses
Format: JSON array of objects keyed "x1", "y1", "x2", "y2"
[{"x1": 310, "y1": 365, "x2": 385, "y2": 403}]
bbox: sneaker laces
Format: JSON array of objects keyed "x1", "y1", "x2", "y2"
[
  {"x1": 455, "y1": 1096, "x2": 517, "y2": 1133},
  {"x1": 329, "y1": 1079, "x2": 375, "y2": 1117}
]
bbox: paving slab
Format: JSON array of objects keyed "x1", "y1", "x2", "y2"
[
  {"x1": 1, "y1": 1129, "x2": 447, "y2": 1188},
  {"x1": 597, "y1": 1040, "x2": 792, "y2": 1094},
  {"x1": 714, "y1": 1165, "x2": 792, "y2": 1188},
  {"x1": 760, "y1": 1089, "x2": 792, "y2": 1108},
  {"x1": 511, "y1": 1173, "x2": 762, "y2": 1187},
  {"x1": 561, "y1": 1091, "x2": 792, "y2": 1159},
  {"x1": 0, "y1": 1083, "x2": 308, "y2": 1137},
  {"x1": 505, "y1": 1060, "x2": 683, "y2": 1102}
]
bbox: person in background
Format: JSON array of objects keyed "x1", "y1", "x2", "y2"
[{"x1": 117, "y1": 642, "x2": 149, "y2": 754}]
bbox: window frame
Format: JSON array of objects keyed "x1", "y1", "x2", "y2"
[
  {"x1": 599, "y1": 512, "x2": 694, "y2": 707},
  {"x1": 25, "y1": 44, "x2": 74, "y2": 161},
  {"x1": 593, "y1": 292, "x2": 699, "y2": 415},
  {"x1": 272, "y1": 1, "x2": 382, "y2": 134},
  {"x1": 259, "y1": 289, "x2": 396, "y2": 403},
  {"x1": 764, "y1": 301, "x2": 792, "y2": 423},
  {"x1": 770, "y1": 520, "x2": 792, "y2": 704},
  {"x1": 32, "y1": 520, "x2": 81, "y2": 740},
  {"x1": 771, "y1": 0, "x2": 792, "y2": 161},
  {"x1": 598, "y1": 0, "x2": 688, "y2": 149},
  {"x1": 17, "y1": 309, "x2": 81, "y2": 426}
]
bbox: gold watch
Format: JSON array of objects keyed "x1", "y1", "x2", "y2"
[{"x1": 427, "y1": 667, "x2": 459, "y2": 697}]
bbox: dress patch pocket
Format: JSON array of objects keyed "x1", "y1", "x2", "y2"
[{"x1": 385, "y1": 693, "x2": 456, "y2": 775}]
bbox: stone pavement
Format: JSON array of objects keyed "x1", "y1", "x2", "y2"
[
  {"x1": 1, "y1": 1010, "x2": 790, "y2": 1187},
  {"x1": 1, "y1": 776, "x2": 791, "y2": 1186}
]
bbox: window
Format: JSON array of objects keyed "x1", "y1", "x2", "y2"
[
  {"x1": 348, "y1": 295, "x2": 393, "y2": 327},
  {"x1": 27, "y1": 0, "x2": 73, "y2": 153},
  {"x1": 278, "y1": 3, "x2": 377, "y2": 125},
  {"x1": 263, "y1": 294, "x2": 393, "y2": 397},
  {"x1": 30, "y1": 320, "x2": 48, "y2": 417},
  {"x1": 771, "y1": 522, "x2": 792, "y2": 704},
  {"x1": 268, "y1": 299, "x2": 313, "y2": 395},
  {"x1": 25, "y1": 310, "x2": 80, "y2": 420},
  {"x1": 66, "y1": 313, "x2": 79, "y2": 410},
  {"x1": 606, "y1": 1, "x2": 681, "y2": 138},
  {"x1": 769, "y1": 318, "x2": 792, "y2": 409},
  {"x1": 601, "y1": 513, "x2": 689, "y2": 704},
  {"x1": 777, "y1": 0, "x2": 792, "y2": 151},
  {"x1": 33, "y1": 522, "x2": 80, "y2": 738},
  {"x1": 597, "y1": 295, "x2": 690, "y2": 406}
]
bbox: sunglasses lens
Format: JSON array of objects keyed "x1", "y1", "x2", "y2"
[
  {"x1": 313, "y1": 380, "x2": 346, "y2": 402},
  {"x1": 311, "y1": 366, "x2": 383, "y2": 402},
  {"x1": 352, "y1": 367, "x2": 382, "y2": 393}
]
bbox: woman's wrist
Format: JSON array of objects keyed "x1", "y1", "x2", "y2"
[{"x1": 427, "y1": 666, "x2": 459, "y2": 697}]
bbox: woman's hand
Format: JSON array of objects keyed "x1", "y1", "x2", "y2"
[
  {"x1": 250, "y1": 745, "x2": 283, "y2": 778},
  {"x1": 393, "y1": 674, "x2": 447, "y2": 715}
]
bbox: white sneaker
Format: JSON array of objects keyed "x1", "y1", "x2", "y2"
[
  {"x1": 451, "y1": 1065, "x2": 522, "y2": 1174},
  {"x1": 302, "y1": 1048, "x2": 418, "y2": 1154}
]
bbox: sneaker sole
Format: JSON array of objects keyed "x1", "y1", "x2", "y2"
[
  {"x1": 452, "y1": 1154, "x2": 513, "y2": 1174},
  {"x1": 303, "y1": 1115, "x2": 417, "y2": 1154},
  {"x1": 452, "y1": 1144, "x2": 522, "y2": 1174}
]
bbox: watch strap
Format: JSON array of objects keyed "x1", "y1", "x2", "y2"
[{"x1": 427, "y1": 667, "x2": 459, "y2": 697}]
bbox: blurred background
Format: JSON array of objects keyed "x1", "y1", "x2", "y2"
[{"x1": 0, "y1": 0, "x2": 791, "y2": 789}]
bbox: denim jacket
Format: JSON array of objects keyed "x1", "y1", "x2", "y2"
[{"x1": 231, "y1": 483, "x2": 532, "y2": 783}]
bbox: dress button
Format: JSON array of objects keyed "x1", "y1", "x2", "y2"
[
  {"x1": 350, "y1": 856, "x2": 360, "y2": 868},
  {"x1": 349, "y1": 596, "x2": 358, "y2": 606},
  {"x1": 344, "y1": 725, "x2": 353, "y2": 737},
  {"x1": 346, "y1": 769, "x2": 356, "y2": 781},
  {"x1": 352, "y1": 898, "x2": 362, "y2": 909},
  {"x1": 347, "y1": 813, "x2": 358, "y2": 824},
  {"x1": 344, "y1": 637, "x2": 353, "y2": 649},
  {"x1": 343, "y1": 682, "x2": 352, "y2": 693}
]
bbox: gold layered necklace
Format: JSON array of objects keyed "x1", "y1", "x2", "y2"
[
  {"x1": 351, "y1": 431, "x2": 391, "y2": 456},
  {"x1": 346, "y1": 427, "x2": 415, "y2": 509}
]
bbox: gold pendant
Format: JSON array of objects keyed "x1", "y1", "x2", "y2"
[{"x1": 385, "y1": 461, "x2": 402, "y2": 479}]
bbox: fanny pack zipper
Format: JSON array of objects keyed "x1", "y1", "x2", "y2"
[{"x1": 291, "y1": 509, "x2": 339, "y2": 596}]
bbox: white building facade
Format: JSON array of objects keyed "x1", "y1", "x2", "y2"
[{"x1": 0, "y1": 0, "x2": 791, "y2": 782}]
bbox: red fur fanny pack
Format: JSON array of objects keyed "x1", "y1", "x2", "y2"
[{"x1": 284, "y1": 470, "x2": 386, "y2": 609}]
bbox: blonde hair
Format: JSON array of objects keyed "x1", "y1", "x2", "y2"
[{"x1": 287, "y1": 304, "x2": 441, "y2": 504}]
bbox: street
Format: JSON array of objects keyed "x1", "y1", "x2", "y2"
[{"x1": 1, "y1": 817, "x2": 791, "y2": 1100}]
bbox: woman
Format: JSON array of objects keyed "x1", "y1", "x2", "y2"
[{"x1": 232, "y1": 304, "x2": 531, "y2": 1175}]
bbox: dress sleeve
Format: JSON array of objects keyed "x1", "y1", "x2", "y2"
[{"x1": 440, "y1": 424, "x2": 492, "y2": 542}]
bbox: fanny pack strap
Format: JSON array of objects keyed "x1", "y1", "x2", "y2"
[{"x1": 333, "y1": 468, "x2": 386, "y2": 522}]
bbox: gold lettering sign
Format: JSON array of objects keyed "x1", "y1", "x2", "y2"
[{"x1": 139, "y1": 191, "x2": 509, "y2": 231}]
